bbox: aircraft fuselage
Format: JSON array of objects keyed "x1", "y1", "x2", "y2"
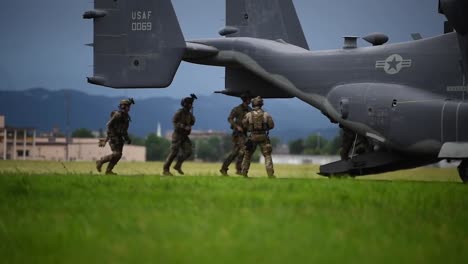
[{"x1": 186, "y1": 33, "x2": 468, "y2": 156}]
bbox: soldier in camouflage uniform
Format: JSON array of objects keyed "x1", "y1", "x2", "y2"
[
  {"x1": 241, "y1": 96, "x2": 275, "y2": 178},
  {"x1": 219, "y1": 93, "x2": 252, "y2": 176},
  {"x1": 163, "y1": 95, "x2": 197, "y2": 176},
  {"x1": 340, "y1": 125, "x2": 354, "y2": 160},
  {"x1": 96, "y1": 98, "x2": 134, "y2": 175},
  {"x1": 339, "y1": 124, "x2": 373, "y2": 160}
]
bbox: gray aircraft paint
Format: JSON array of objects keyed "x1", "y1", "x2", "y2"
[
  {"x1": 84, "y1": 0, "x2": 468, "y2": 181},
  {"x1": 186, "y1": 34, "x2": 466, "y2": 154}
]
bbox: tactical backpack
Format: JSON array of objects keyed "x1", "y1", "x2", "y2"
[{"x1": 249, "y1": 110, "x2": 268, "y2": 131}]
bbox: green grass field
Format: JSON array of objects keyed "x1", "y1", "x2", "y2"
[{"x1": 0, "y1": 160, "x2": 467, "y2": 263}]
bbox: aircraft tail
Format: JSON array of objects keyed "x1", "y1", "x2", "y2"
[
  {"x1": 83, "y1": 0, "x2": 186, "y2": 88},
  {"x1": 439, "y1": 0, "x2": 468, "y2": 80},
  {"x1": 224, "y1": 0, "x2": 309, "y2": 50}
]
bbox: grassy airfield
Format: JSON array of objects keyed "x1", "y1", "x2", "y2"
[{"x1": 0, "y1": 160, "x2": 467, "y2": 263}]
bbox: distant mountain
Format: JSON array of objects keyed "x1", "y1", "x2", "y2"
[{"x1": 0, "y1": 88, "x2": 338, "y2": 142}]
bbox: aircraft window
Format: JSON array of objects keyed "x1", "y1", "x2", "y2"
[
  {"x1": 244, "y1": 13, "x2": 249, "y2": 20},
  {"x1": 368, "y1": 107, "x2": 373, "y2": 113},
  {"x1": 392, "y1": 99, "x2": 397, "y2": 108},
  {"x1": 133, "y1": 60, "x2": 140, "y2": 67}
]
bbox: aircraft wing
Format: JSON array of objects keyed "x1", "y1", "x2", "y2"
[
  {"x1": 219, "y1": 0, "x2": 310, "y2": 98},
  {"x1": 224, "y1": 0, "x2": 309, "y2": 50},
  {"x1": 216, "y1": 49, "x2": 326, "y2": 108}
]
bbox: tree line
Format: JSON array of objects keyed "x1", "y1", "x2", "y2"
[{"x1": 288, "y1": 133, "x2": 342, "y2": 155}]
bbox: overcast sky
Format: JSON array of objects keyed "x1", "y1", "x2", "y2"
[{"x1": 0, "y1": 0, "x2": 445, "y2": 99}]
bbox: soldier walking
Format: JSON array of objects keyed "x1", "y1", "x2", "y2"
[
  {"x1": 96, "y1": 98, "x2": 134, "y2": 175},
  {"x1": 219, "y1": 93, "x2": 252, "y2": 176},
  {"x1": 163, "y1": 94, "x2": 197, "y2": 176},
  {"x1": 339, "y1": 124, "x2": 373, "y2": 160},
  {"x1": 241, "y1": 96, "x2": 275, "y2": 178}
]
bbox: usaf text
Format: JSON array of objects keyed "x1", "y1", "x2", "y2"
[{"x1": 131, "y1": 11, "x2": 152, "y2": 31}]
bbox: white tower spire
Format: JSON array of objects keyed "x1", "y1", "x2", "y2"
[{"x1": 157, "y1": 122, "x2": 161, "y2": 137}]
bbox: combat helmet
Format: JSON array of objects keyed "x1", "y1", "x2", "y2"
[
  {"x1": 251, "y1": 96, "x2": 263, "y2": 107},
  {"x1": 240, "y1": 92, "x2": 252, "y2": 102},
  {"x1": 181, "y1": 93, "x2": 198, "y2": 107},
  {"x1": 120, "y1": 98, "x2": 135, "y2": 106}
]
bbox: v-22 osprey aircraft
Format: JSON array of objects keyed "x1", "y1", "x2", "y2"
[{"x1": 84, "y1": 0, "x2": 468, "y2": 182}]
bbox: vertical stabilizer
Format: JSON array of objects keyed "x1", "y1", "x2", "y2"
[
  {"x1": 225, "y1": 0, "x2": 309, "y2": 50},
  {"x1": 439, "y1": 0, "x2": 468, "y2": 81},
  {"x1": 84, "y1": 0, "x2": 186, "y2": 88}
]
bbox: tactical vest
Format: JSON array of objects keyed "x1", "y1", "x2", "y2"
[
  {"x1": 174, "y1": 109, "x2": 195, "y2": 135},
  {"x1": 107, "y1": 111, "x2": 130, "y2": 137}
]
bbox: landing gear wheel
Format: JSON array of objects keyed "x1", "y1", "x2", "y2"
[{"x1": 457, "y1": 160, "x2": 468, "y2": 184}]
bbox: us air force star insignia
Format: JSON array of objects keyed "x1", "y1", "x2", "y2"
[{"x1": 375, "y1": 54, "x2": 412, "y2": 75}]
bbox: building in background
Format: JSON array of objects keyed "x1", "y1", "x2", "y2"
[
  {"x1": 33, "y1": 137, "x2": 145, "y2": 162},
  {"x1": 0, "y1": 115, "x2": 37, "y2": 160},
  {"x1": 0, "y1": 115, "x2": 145, "y2": 162},
  {"x1": 164, "y1": 129, "x2": 228, "y2": 140}
]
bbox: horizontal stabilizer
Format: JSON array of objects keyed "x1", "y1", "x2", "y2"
[
  {"x1": 84, "y1": 0, "x2": 185, "y2": 88},
  {"x1": 226, "y1": 0, "x2": 309, "y2": 50}
]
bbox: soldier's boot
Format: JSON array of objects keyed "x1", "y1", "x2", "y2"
[
  {"x1": 162, "y1": 170, "x2": 173, "y2": 176},
  {"x1": 241, "y1": 170, "x2": 249, "y2": 178},
  {"x1": 97, "y1": 154, "x2": 113, "y2": 173},
  {"x1": 162, "y1": 163, "x2": 173, "y2": 176},
  {"x1": 163, "y1": 151, "x2": 177, "y2": 176},
  {"x1": 173, "y1": 160, "x2": 184, "y2": 175},
  {"x1": 235, "y1": 158, "x2": 243, "y2": 175},
  {"x1": 220, "y1": 160, "x2": 230, "y2": 176},
  {"x1": 241, "y1": 164, "x2": 250, "y2": 178},
  {"x1": 267, "y1": 169, "x2": 276, "y2": 179},
  {"x1": 96, "y1": 160, "x2": 103, "y2": 173},
  {"x1": 219, "y1": 163, "x2": 229, "y2": 176},
  {"x1": 235, "y1": 167, "x2": 243, "y2": 175},
  {"x1": 240, "y1": 164, "x2": 249, "y2": 177},
  {"x1": 105, "y1": 162, "x2": 117, "y2": 175}
]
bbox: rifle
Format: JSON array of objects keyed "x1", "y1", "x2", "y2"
[
  {"x1": 244, "y1": 139, "x2": 254, "y2": 152},
  {"x1": 190, "y1": 93, "x2": 197, "y2": 115}
]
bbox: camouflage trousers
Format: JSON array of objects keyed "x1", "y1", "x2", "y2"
[
  {"x1": 99, "y1": 137, "x2": 124, "y2": 172},
  {"x1": 340, "y1": 129, "x2": 355, "y2": 160},
  {"x1": 241, "y1": 135, "x2": 274, "y2": 177},
  {"x1": 220, "y1": 133, "x2": 247, "y2": 174},
  {"x1": 340, "y1": 128, "x2": 373, "y2": 160},
  {"x1": 163, "y1": 133, "x2": 193, "y2": 172}
]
